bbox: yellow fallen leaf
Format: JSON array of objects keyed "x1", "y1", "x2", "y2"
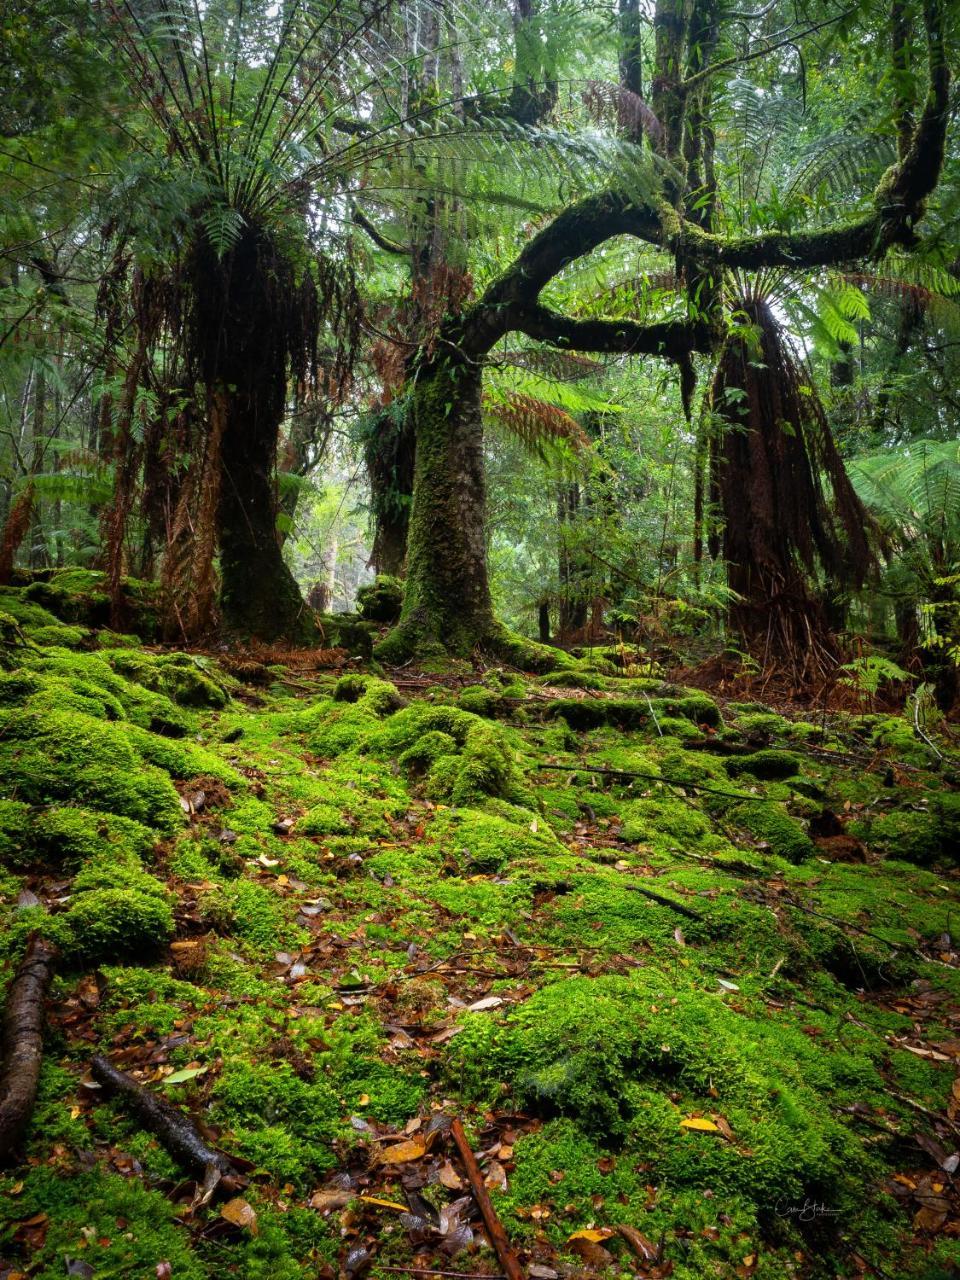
[
  {"x1": 359, "y1": 1194, "x2": 409, "y2": 1212},
  {"x1": 357, "y1": 1094, "x2": 370, "y2": 1106},
  {"x1": 221, "y1": 1197, "x2": 258, "y2": 1234},
  {"x1": 680, "y1": 1117, "x2": 721, "y2": 1132},
  {"x1": 379, "y1": 1139, "x2": 427, "y2": 1164},
  {"x1": 568, "y1": 1228, "x2": 615, "y2": 1242}
]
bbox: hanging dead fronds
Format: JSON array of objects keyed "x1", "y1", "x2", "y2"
[
  {"x1": 708, "y1": 296, "x2": 874, "y2": 682},
  {"x1": 0, "y1": 484, "x2": 36, "y2": 585},
  {"x1": 483, "y1": 391, "x2": 590, "y2": 461},
  {"x1": 159, "y1": 390, "x2": 227, "y2": 643},
  {"x1": 582, "y1": 80, "x2": 664, "y2": 148}
]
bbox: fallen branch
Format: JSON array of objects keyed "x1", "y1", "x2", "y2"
[
  {"x1": 531, "y1": 761, "x2": 772, "y2": 802},
  {"x1": 91, "y1": 1055, "x2": 239, "y2": 1203},
  {"x1": 0, "y1": 934, "x2": 58, "y2": 1163},
  {"x1": 449, "y1": 1118, "x2": 525, "y2": 1280},
  {"x1": 622, "y1": 883, "x2": 706, "y2": 921}
]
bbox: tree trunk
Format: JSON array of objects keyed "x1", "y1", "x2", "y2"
[
  {"x1": 217, "y1": 387, "x2": 311, "y2": 639},
  {"x1": 184, "y1": 224, "x2": 313, "y2": 642},
  {"x1": 375, "y1": 357, "x2": 496, "y2": 661},
  {"x1": 365, "y1": 405, "x2": 416, "y2": 576}
]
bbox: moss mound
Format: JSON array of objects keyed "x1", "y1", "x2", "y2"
[{"x1": 449, "y1": 973, "x2": 866, "y2": 1211}]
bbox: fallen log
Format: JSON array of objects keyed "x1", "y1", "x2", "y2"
[
  {"x1": 449, "y1": 1118, "x2": 525, "y2": 1280},
  {"x1": 91, "y1": 1055, "x2": 239, "y2": 1202},
  {"x1": 0, "y1": 933, "x2": 58, "y2": 1164}
]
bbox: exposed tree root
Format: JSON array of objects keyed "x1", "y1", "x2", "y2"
[
  {"x1": 91, "y1": 1055, "x2": 240, "y2": 1203},
  {"x1": 0, "y1": 934, "x2": 58, "y2": 1164}
]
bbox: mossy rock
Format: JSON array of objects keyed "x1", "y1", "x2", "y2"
[
  {"x1": 29, "y1": 623, "x2": 90, "y2": 648},
  {"x1": 355, "y1": 574, "x2": 403, "y2": 623},
  {"x1": 537, "y1": 670, "x2": 608, "y2": 690},
  {"x1": 0, "y1": 706, "x2": 184, "y2": 832},
  {"x1": 730, "y1": 798, "x2": 814, "y2": 862},
  {"x1": 457, "y1": 684, "x2": 505, "y2": 717},
  {"x1": 318, "y1": 612, "x2": 378, "y2": 658},
  {"x1": 724, "y1": 749, "x2": 803, "y2": 780},
  {"x1": 64, "y1": 885, "x2": 174, "y2": 962},
  {"x1": 109, "y1": 651, "x2": 228, "y2": 709},
  {"x1": 447, "y1": 973, "x2": 865, "y2": 1211},
  {"x1": 854, "y1": 795, "x2": 960, "y2": 866}
]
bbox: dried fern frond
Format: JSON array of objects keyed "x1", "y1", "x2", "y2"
[
  {"x1": 483, "y1": 390, "x2": 590, "y2": 461},
  {"x1": 582, "y1": 79, "x2": 664, "y2": 148}
]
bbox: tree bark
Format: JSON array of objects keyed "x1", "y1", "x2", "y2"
[
  {"x1": 217, "y1": 387, "x2": 311, "y2": 639},
  {"x1": 365, "y1": 405, "x2": 416, "y2": 577},
  {"x1": 376, "y1": 357, "x2": 496, "y2": 661}
]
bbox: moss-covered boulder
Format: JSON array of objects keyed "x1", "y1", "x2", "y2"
[{"x1": 355, "y1": 574, "x2": 403, "y2": 623}]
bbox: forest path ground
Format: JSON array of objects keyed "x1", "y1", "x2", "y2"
[{"x1": 1, "y1": 612, "x2": 960, "y2": 1279}]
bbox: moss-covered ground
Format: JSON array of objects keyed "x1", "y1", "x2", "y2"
[{"x1": 2, "y1": 585, "x2": 960, "y2": 1278}]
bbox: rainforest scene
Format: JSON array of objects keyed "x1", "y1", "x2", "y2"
[{"x1": 1, "y1": 1, "x2": 960, "y2": 1277}]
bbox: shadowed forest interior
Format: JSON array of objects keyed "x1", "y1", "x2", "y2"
[{"x1": 2, "y1": 0, "x2": 960, "y2": 1277}]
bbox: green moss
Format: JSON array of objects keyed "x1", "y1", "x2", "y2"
[
  {"x1": 457, "y1": 684, "x2": 504, "y2": 717},
  {"x1": 854, "y1": 795, "x2": 960, "y2": 866},
  {"x1": 356, "y1": 573, "x2": 403, "y2": 622},
  {"x1": 732, "y1": 711, "x2": 791, "y2": 737},
  {"x1": 64, "y1": 885, "x2": 174, "y2": 962},
  {"x1": 0, "y1": 707, "x2": 184, "y2": 832},
  {"x1": 537, "y1": 669, "x2": 608, "y2": 690},
  {"x1": 655, "y1": 714, "x2": 703, "y2": 740},
  {"x1": 447, "y1": 973, "x2": 866, "y2": 1213},
  {"x1": 729, "y1": 799, "x2": 814, "y2": 862},
  {"x1": 199, "y1": 878, "x2": 301, "y2": 953},
  {"x1": 398, "y1": 729, "x2": 458, "y2": 771},
  {"x1": 0, "y1": 1168, "x2": 205, "y2": 1279},
  {"x1": 0, "y1": 798, "x2": 33, "y2": 864},
  {"x1": 431, "y1": 806, "x2": 565, "y2": 873},
  {"x1": 108, "y1": 649, "x2": 228, "y2": 708},
  {"x1": 211, "y1": 1061, "x2": 341, "y2": 1183},
  {"x1": 29, "y1": 622, "x2": 89, "y2": 648},
  {"x1": 31, "y1": 806, "x2": 156, "y2": 866},
  {"x1": 724, "y1": 750, "x2": 803, "y2": 780}
]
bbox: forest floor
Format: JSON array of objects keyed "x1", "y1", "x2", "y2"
[{"x1": 2, "y1": 574, "x2": 960, "y2": 1280}]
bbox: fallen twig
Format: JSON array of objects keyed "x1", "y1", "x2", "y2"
[
  {"x1": 449, "y1": 1118, "x2": 525, "y2": 1280},
  {"x1": 91, "y1": 1055, "x2": 239, "y2": 1203},
  {"x1": 0, "y1": 934, "x2": 58, "y2": 1163}
]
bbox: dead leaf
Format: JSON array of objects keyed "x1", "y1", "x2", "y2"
[
  {"x1": 309, "y1": 1189, "x2": 353, "y2": 1212},
  {"x1": 379, "y1": 1138, "x2": 427, "y2": 1164},
  {"x1": 220, "y1": 1197, "x2": 258, "y2": 1234},
  {"x1": 438, "y1": 1160, "x2": 464, "y2": 1190},
  {"x1": 568, "y1": 1227, "x2": 615, "y2": 1242},
  {"x1": 358, "y1": 1194, "x2": 409, "y2": 1212},
  {"x1": 619, "y1": 1224, "x2": 660, "y2": 1262},
  {"x1": 680, "y1": 1117, "x2": 720, "y2": 1132},
  {"x1": 466, "y1": 996, "x2": 503, "y2": 1012}
]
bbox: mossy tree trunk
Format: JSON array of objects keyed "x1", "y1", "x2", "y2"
[{"x1": 376, "y1": 356, "x2": 496, "y2": 661}]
